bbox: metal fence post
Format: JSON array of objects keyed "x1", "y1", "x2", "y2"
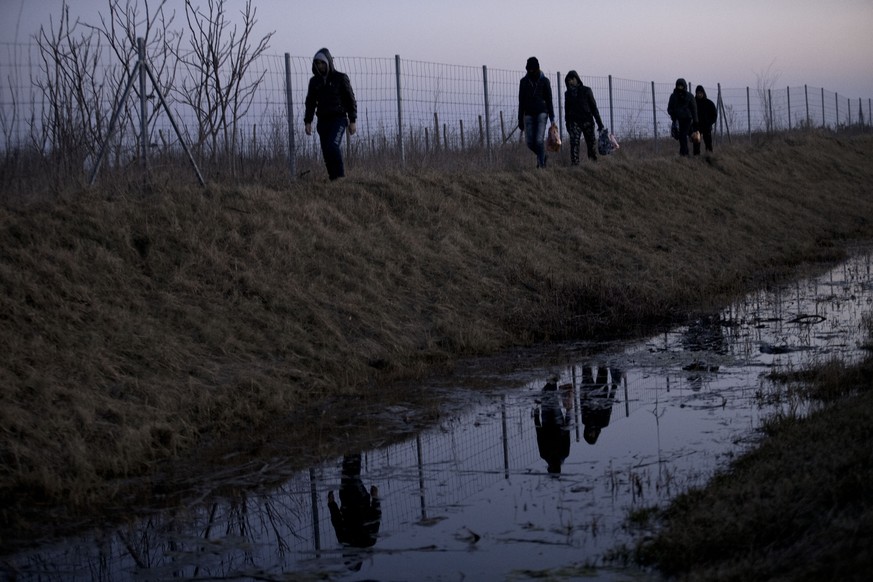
[
  {"x1": 804, "y1": 85, "x2": 809, "y2": 127},
  {"x1": 608, "y1": 74, "x2": 614, "y2": 133},
  {"x1": 835, "y1": 93, "x2": 839, "y2": 130},
  {"x1": 395, "y1": 54, "x2": 404, "y2": 164},
  {"x1": 651, "y1": 81, "x2": 657, "y2": 150},
  {"x1": 746, "y1": 86, "x2": 751, "y2": 140},
  {"x1": 821, "y1": 88, "x2": 826, "y2": 127},
  {"x1": 284, "y1": 53, "x2": 296, "y2": 180},
  {"x1": 482, "y1": 65, "x2": 491, "y2": 158},
  {"x1": 787, "y1": 86, "x2": 791, "y2": 130}
]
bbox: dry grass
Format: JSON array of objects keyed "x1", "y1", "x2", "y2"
[{"x1": 2, "y1": 131, "x2": 873, "y2": 541}]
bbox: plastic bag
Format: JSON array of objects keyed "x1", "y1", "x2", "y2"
[
  {"x1": 691, "y1": 130, "x2": 701, "y2": 144},
  {"x1": 546, "y1": 124, "x2": 562, "y2": 152},
  {"x1": 670, "y1": 119, "x2": 680, "y2": 140},
  {"x1": 597, "y1": 128, "x2": 619, "y2": 155}
]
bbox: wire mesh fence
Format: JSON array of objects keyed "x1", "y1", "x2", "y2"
[{"x1": 1, "y1": 39, "x2": 871, "y2": 186}]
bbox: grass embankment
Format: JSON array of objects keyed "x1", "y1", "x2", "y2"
[
  {"x1": 2, "y1": 132, "x2": 873, "y2": 546},
  {"x1": 630, "y1": 348, "x2": 873, "y2": 581}
]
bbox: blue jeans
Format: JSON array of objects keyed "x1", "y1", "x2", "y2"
[
  {"x1": 316, "y1": 117, "x2": 348, "y2": 179},
  {"x1": 524, "y1": 112, "x2": 549, "y2": 167}
]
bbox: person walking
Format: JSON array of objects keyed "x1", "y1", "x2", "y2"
[
  {"x1": 533, "y1": 379, "x2": 572, "y2": 474},
  {"x1": 304, "y1": 48, "x2": 357, "y2": 180},
  {"x1": 564, "y1": 70, "x2": 605, "y2": 164},
  {"x1": 667, "y1": 78, "x2": 698, "y2": 157},
  {"x1": 694, "y1": 85, "x2": 717, "y2": 155},
  {"x1": 518, "y1": 57, "x2": 556, "y2": 168}
]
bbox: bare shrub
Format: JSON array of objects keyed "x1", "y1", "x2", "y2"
[{"x1": 173, "y1": 0, "x2": 274, "y2": 175}]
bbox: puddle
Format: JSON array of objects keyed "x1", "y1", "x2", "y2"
[{"x1": 4, "y1": 251, "x2": 873, "y2": 581}]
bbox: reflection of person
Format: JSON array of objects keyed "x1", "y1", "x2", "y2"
[
  {"x1": 304, "y1": 47, "x2": 357, "y2": 180},
  {"x1": 693, "y1": 85, "x2": 717, "y2": 155},
  {"x1": 328, "y1": 454, "x2": 381, "y2": 549},
  {"x1": 533, "y1": 379, "x2": 572, "y2": 474},
  {"x1": 667, "y1": 78, "x2": 698, "y2": 157},
  {"x1": 518, "y1": 57, "x2": 556, "y2": 168},
  {"x1": 580, "y1": 366, "x2": 619, "y2": 445},
  {"x1": 564, "y1": 70, "x2": 604, "y2": 165}
]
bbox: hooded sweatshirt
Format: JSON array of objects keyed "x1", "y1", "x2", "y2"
[
  {"x1": 667, "y1": 78, "x2": 698, "y2": 123},
  {"x1": 303, "y1": 48, "x2": 357, "y2": 124},
  {"x1": 518, "y1": 61, "x2": 555, "y2": 127},
  {"x1": 563, "y1": 70, "x2": 604, "y2": 129},
  {"x1": 695, "y1": 85, "x2": 718, "y2": 128}
]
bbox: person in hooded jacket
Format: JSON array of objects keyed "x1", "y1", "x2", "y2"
[
  {"x1": 564, "y1": 71, "x2": 605, "y2": 164},
  {"x1": 304, "y1": 48, "x2": 357, "y2": 180},
  {"x1": 667, "y1": 78, "x2": 698, "y2": 157},
  {"x1": 518, "y1": 57, "x2": 556, "y2": 168},
  {"x1": 694, "y1": 85, "x2": 717, "y2": 155}
]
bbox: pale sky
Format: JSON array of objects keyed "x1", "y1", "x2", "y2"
[{"x1": 2, "y1": 0, "x2": 872, "y2": 99}]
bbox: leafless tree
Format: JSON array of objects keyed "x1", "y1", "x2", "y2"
[
  {"x1": 174, "y1": 0, "x2": 274, "y2": 169},
  {"x1": 756, "y1": 59, "x2": 781, "y2": 133},
  {"x1": 34, "y1": 2, "x2": 107, "y2": 179},
  {"x1": 87, "y1": 0, "x2": 182, "y2": 159}
]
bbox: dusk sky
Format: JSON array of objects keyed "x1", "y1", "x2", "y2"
[{"x1": 3, "y1": 0, "x2": 872, "y2": 99}]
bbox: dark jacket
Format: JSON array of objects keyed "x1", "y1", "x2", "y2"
[
  {"x1": 304, "y1": 48, "x2": 357, "y2": 124},
  {"x1": 518, "y1": 70, "x2": 555, "y2": 128},
  {"x1": 563, "y1": 70, "x2": 604, "y2": 129},
  {"x1": 667, "y1": 78, "x2": 698, "y2": 123},
  {"x1": 695, "y1": 85, "x2": 718, "y2": 129}
]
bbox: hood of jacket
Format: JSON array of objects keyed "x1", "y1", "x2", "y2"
[
  {"x1": 674, "y1": 78, "x2": 687, "y2": 92},
  {"x1": 695, "y1": 85, "x2": 707, "y2": 98},
  {"x1": 312, "y1": 47, "x2": 335, "y2": 76},
  {"x1": 564, "y1": 70, "x2": 583, "y2": 89}
]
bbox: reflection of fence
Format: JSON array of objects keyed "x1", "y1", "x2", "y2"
[{"x1": 2, "y1": 40, "x2": 872, "y2": 182}]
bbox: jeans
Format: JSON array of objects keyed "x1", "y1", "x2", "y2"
[
  {"x1": 524, "y1": 112, "x2": 549, "y2": 167},
  {"x1": 316, "y1": 117, "x2": 348, "y2": 180},
  {"x1": 677, "y1": 117, "x2": 693, "y2": 156},
  {"x1": 567, "y1": 120, "x2": 597, "y2": 164}
]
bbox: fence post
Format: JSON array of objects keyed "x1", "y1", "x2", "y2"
[
  {"x1": 821, "y1": 88, "x2": 826, "y2": 127},
  {"x1": 284, "y1": 53, "x2": 296, "y2": 180},
  {"x1": 787, "y1": 86, "x2": 791, "y2": 130},
  {"x1": 138, "y1": 38, "x2": 148, "y2": 179},
  {"x1": 482, "y1": 65, "x2": 492, "y2": 158},
  {"x1": 395, "y1": 54, "x2": 404, "y2": 164},
  {"x1": 433, "y1": 112, "x2": 440, "y2": 151},
  {"x1": 804, "y1": 84, "x2": 809, "y2": 127},
  {"x1": 651, "y1": 81, "x2": 657, "y2": 151},
  {"x1": 608, "y1": 74, "x2": 614, "y2": 133},
  {"x1": 847, "y1": 96, "x2": 851, "y2": 126},
  {"x1": 746, "y1": 86, "x2": 751, "y2": 140},
  {"x1": 767, "y1": 89, "x2": 773, "y2": 132},
  {"x1": 835, "y1": 93, "x2": 839, "y2": 130}
]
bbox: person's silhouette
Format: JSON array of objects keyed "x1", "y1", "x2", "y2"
[
  {"x1": 533, "y1": 379, "x2": 572, "y2": 474},
  {"x1": 327, "y1": 454, "x2": 381, "y2": 550},
  {"x1": 581, "y1": 366, "x2": 619, "y2": 445}
]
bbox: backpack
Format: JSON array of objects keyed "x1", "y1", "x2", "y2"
[{"x1": 597, "y1": 128, "x2": 619, "y2": 155}]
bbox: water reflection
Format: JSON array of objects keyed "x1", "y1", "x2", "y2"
[
  {"x1": 3, "y1": 250, "x2": 872, "y2": 581},
  {"x1": 533, "y1": 379, "x2": 572, "y2": 473}
]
